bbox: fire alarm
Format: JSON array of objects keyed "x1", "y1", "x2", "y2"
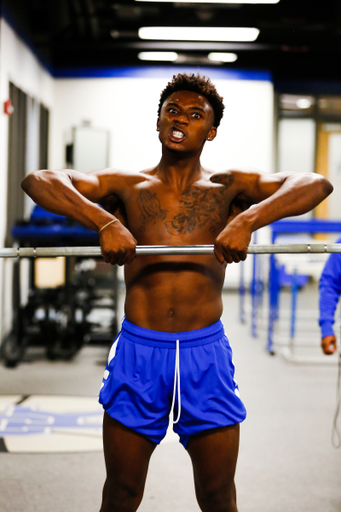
[{"x1": 4, "y1": 99, "x2": 14, "y2": 116}]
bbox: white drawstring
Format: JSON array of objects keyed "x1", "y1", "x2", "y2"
[{"x1": 170, "y1": 339, "x2": 181, "y2": 424}]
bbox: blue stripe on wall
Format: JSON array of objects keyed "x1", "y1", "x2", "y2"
[{"x1": 53, "y1": 66, "x2": 272, "y2": 82}]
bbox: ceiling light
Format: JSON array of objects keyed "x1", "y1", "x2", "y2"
[
  {"x1": 135, "y1": 0, "x2": 279, "y2": 4},
  {"x1": 296, "y1": 98, "x2": 312, "y2": 109},
  {"x1": 138, "y1": 27, "x2": 259, "y2": 42},
  {"x1": 208, "y1": 52, "x2": 238, "y2": 62},
  {"x1": 138, "y1": 51, "x2": 178, "y2": 61}
]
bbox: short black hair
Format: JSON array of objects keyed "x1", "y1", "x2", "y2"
[{"x1": 158, "y1": 73, "x2": 225, "y2": 128}]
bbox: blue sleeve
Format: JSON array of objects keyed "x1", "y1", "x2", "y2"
[{"x1": 318, "y1": 243, "x2": 341, "y2": 338}]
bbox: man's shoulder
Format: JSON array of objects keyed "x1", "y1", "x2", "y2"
[
  {"x1": 93, "y1": 167, "x2": 155, "y2": 185},
  {"x1": 209, "y1": 167, "x2": 262, "y2": 185}
]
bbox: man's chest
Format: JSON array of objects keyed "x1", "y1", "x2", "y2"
[{"x1": 123, "y1": 182, "x2": 231, "y2": 242}]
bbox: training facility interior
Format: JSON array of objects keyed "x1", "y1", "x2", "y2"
[{"x1": 0, "y1": 5, "x2": 341, "y2": 512}]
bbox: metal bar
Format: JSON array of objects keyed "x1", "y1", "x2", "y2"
[{"x1": 0, "y1": 243, "x2": 340, "y2": 259}]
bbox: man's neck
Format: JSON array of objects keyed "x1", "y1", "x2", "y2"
[{"x1": 156, "y1": 150, "x2": 203, "y2": 191}]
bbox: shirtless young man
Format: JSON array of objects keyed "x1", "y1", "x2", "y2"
[{"x1": 22, "y1": 74, "x2": 332, "y2": 512}]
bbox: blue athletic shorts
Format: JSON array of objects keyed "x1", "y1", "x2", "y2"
[{"x1": 98, "y1": 318, "x2": 247, "y2": 448}]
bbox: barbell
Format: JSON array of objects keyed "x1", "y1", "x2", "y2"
[{"x1": 0, "y1": 243, "x2": 341, "y2": 258}]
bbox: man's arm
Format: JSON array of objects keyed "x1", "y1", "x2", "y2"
[
  {"x1": 318, "y1": 251, "x2": 341, "y2": 355},
  {"x1": 21, "y1": 169, "x2": 137, "y2": 265},
  {"x1": 214, "y1": 169, "x2": 333, "y2": 264}
]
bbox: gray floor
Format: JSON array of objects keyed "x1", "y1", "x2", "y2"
[{"x1": 1, "y1": 288, "x2": 341, "y2": 512}]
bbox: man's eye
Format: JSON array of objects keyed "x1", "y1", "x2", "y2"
[
  {"x1": 168, "y1": 108, "x2": 177, "y2": 114},
  {"x1": 192, "y1": 113, "x2": 201, "y2": 119}
]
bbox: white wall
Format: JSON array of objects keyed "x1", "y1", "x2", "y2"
[
  {"x1": 51, "y1": 75, "x2": 274, "y2": 174},
  {"x1": 0, "y1": 18, "x2": 54, "y2": 337},
  {"x1": 277, "y1": 118, "x2": 316, "y2": 221},
  {"x1": 278, "y1": 118, "x2": 316, "y2": 175},
  {"x1": 201, "y1": 79, "x2": 274, "y2": 173}
]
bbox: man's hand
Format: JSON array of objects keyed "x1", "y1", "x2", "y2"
[
  {"x1": 321, "y1": 335, "x2": 337, "y2": 355},
  {"x1": 100, "y1": 221, "x2": 137, "y2": 266},
  {"x1": 214, "y1": 219, "x2": 251, "y2": 264}
]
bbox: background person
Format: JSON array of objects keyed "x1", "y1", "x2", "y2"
[{"x1": 319, "y1": 235, "x2": 341, "y2": 355}]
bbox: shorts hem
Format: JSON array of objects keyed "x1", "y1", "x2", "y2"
[
  {"x1": 103, "y1": 409, "x2": 164, "y2": 445},
  {"x1": 179, "y1": 416, "x2": 247, "y2": 449}
]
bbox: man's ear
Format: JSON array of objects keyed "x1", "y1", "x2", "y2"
[
  {"x1": 156, "y1": 119, "x2": 160, "y2": 131},
  {"x1": 206, "y1": 126, "x2": 217, "y2": 141}
]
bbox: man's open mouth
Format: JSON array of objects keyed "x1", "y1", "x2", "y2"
[{"x1": 169, "y1": 128, "x2": 186, "y2": 142}]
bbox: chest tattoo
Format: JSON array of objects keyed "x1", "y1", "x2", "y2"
[
  {"x1": 166, "y1": 186, "x2": 228, "y2": 236},
  {"x1": 137, "y1": 174, "x2": 233, "y2": 235},
  {"x1": 137, "y1": 189, "x2": 168, "y2": 224}
]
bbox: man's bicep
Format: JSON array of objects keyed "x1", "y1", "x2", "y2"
[
  {"x1": 68, "y1": 168, "x2": 119, "y2": 203},
  {"x1": 235, "y1": 169, "x2": 286, "y2": 204}
]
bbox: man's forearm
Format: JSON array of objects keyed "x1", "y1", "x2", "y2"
[{"x1": 21, "y1": 170, "x2": 114, "y2": 232}]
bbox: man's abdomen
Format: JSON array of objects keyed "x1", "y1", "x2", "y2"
[{"x1": 124, "y1": 256, "x2": 225, "y2": 332}]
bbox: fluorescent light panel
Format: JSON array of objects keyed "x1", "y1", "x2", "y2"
[
  {"x1": 139, "y1": 27, "x2": 259, "y2": 42},
  {"x1": 296, "y1": 98, "x2": 312, "y2": 109},
  {"x1": 208, "y1": 52, "x2": 237, "y2": 62},
  {"x1": 136, "y1": 0, "x2": 279, "y2": 4},
  {"x1": 138, "y1": 52, "x2": 178, "y2": 61}
]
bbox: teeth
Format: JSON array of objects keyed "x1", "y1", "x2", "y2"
[{"x1": 172, "y1": 130, "x2": 184, "y2": 139}]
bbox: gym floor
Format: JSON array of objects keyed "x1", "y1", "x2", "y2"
[{"x1": 0, "y1": 286, "x2": 341, "y2": 512}]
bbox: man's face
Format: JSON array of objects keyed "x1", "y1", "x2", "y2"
[{"x1": 157, "y1": 90, "x2": 217, "y2": 154}]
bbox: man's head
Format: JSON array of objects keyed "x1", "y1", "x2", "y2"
[{"x1": 158, "y1": 73, "x2": 225, "y2": 129}]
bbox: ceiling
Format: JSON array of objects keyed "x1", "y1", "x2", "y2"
[{"x1": 2, "y1": 0, "x2": 341, "y2": 84}]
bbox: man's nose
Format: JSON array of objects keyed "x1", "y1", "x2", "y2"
[{"x1": 175, "y1": 112, "x2": 189, "y2": 124}]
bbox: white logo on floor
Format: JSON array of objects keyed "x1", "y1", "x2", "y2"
[{"x1": 0, "y1": 395, "x2": 103, "y2": 453}]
